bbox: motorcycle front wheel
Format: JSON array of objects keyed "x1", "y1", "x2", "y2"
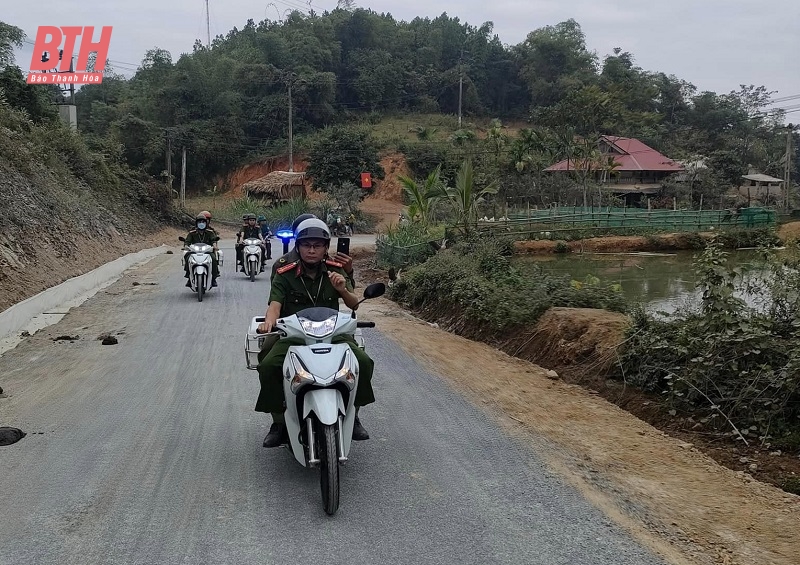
[
  {"x1": 319, "y1": 423, "x2": 340, "y2": 515},
  {"x1": 196, "y1": 274, "x2": 204, "y2": 302},
  {"x1": 250, "y1": 261, "x2": 257, "y2": 282}
]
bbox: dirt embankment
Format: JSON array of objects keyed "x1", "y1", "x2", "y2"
[
  {"x1": 354, "y1": 252, "x2": 800, "y2": 564},
  {"x1": 0, "y1": 146, "x2": 177, "y2": 313},
  {"x1": 360, "y1": 153, "x2": 408, "y2": 231},
  {"x1": 206, "y1": 151, "x2": 407, "y2": 233},
  {"x1": 359, "y1": 297, "x2": 800, "y2": 565},
  {"x1": 217, "y1": 155, "x2": 308, "y2": 196},
  {"x1": 515, "y1": 222, "x2": 800, "y2": 255},
  {"x1": 777, "y1": 221, "x2": 800, "y2": 243},
  {"x1": 515, "y1": 232, "x2": 709, "y2": 254}
]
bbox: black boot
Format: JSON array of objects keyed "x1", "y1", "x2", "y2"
[
  {"x1": 211, "y1": 278, "x2": 218, "y2": 287},
  {"x1": 185, "y1": 280, "x2": 192, "y2": 288},
  {"x1": 352, "y1": 415, "x2": 370, "y2": 441},
  {"x1": 263, "y1": 422, "x2": 289, "y2": 448}
]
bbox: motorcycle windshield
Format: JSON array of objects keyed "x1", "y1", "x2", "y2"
[{"x1": 295, "y1": 307, "x2": 339, "y2": 322}]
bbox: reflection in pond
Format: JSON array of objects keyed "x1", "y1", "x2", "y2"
[{"x1": 522, "y1": 249, "x2": 782, "y2": 314}]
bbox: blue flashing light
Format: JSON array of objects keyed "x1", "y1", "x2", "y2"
[{"x1": 276, "y1": 230, "x2": 294, "y2": 239}]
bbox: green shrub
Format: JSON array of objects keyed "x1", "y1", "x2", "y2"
[
  {"x1": 216, "y1": 197, "x2": 309, "y2": 230},
  {"x1": 781, "y1": 477, "x2": 800, "y2": 495},
  {"x1": 619, "y1": 241, "x2": 800, "y2": 438},
  {"x1": 389, "y1": 238, "x2": 627, "y2": 331},
  {"x1": 715, "y1": 227, "x2": 780, "y2": 249},
  {"x1": 554, "y1": 240, "x2": 570, "y2": 253}
]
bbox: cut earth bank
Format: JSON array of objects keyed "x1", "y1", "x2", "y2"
[{"x1": 0, "y1": 224, "x2": 240, "y2": 313}]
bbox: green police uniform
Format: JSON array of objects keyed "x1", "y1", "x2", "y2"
[
  {"x1": 184, "y1": 228, "x2": 220, "y2": 278},
  {"x1": 237, "y1": 225, "x2": 262, "y2": 241},
  {"x1": 255, "y1": 258, "x2": 375, "y2": 415},
  {"x1": 272, "y1": 249, "x2": 356, "y2": 288},
  {"x1": 237, "y1": 225, "x2": 264, "y2": 267}
]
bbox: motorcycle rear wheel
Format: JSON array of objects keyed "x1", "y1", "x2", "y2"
[{"x1": 319, "y1": 423, "x2": 340, "y2": 515}]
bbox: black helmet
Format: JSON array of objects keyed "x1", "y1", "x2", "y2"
[
  {"x1": 195, "y1": 214, "x2": 208, "y2": 228},
  {"x1": 291, "y1": 213, "x2": 317, "y2": 233}
]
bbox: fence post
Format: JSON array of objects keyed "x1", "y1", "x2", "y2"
[{"x1": 527, "y1": 200, "x2": 531, "y2": 234}]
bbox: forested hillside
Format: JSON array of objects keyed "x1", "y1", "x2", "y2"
[{"x1": 4, "y1": 11, "x2": 798, "y2": 207}]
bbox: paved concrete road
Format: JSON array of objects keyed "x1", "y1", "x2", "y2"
[{"x1": 0, "y1": 240, "x2": 664, "y2": 565}]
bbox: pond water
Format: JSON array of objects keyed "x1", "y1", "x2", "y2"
[{"x1": 523, "y1": 249, "x2": 787, "y2": 314}]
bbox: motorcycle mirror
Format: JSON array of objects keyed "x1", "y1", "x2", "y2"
[
  {"x1": 213, "y1": 236, "x2": 221, "y2": 242},
  {"x1": 178, "y1": 236, "x2": 186, "y2": 242},
  {"x1": 363, "y1": 283, "x2": 385, "y2": 299}
]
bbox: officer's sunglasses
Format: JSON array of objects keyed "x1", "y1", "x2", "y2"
[{"x1": 298, "y1": 242, "x2": 326, "y2": 250}]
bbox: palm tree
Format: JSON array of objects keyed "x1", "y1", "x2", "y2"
[
  {"x1": 444, "y1": 159, "x2": 498, "y2": 235},
  {"x1": 398, "y1": 165, "x2": 444, "y2": 226},
  {"x1": 572, "y1": 136, "x2": 601, "y2": 207},
  {"x1": 597, "y1": 154, "x2": 621, "y2": 207},
  {"x1": 486, "y1": 118, "x2": 507, "y2": 167}
]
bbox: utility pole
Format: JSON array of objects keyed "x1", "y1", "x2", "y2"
[
  {"x1": 786, "y1": 123, "x2": 794, "y2": 212},
  {"x1": 165, "y1": 131, "x2": 172, "y2": 192},
  {"x1": 288, "y1": 77, "x2": 294, "y2": 172},
  {"x1": 205, "y1": 0, "x2": 211, "y2": 48},
  {"x1": 68, "y1": 55, "x2": 75, "y2": 105},
  {"x1": 181, "y1": 146, "x2": 187, "y2": 209},
  {"x1": 457, "y1": 48, "x2": 463, "y2": 128}
]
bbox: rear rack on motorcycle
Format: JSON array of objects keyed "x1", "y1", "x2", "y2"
[{"x1": 244, "y1": 316, "x2": 279, "y2": 370}]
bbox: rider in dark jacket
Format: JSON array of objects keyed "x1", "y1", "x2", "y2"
[{"x1": 236, "y1": 213, "x2": 266, "y2": 272}]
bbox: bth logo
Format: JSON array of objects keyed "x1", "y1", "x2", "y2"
[{"x1": 27, "y1": 26, "x2": 112, "y2": 85}]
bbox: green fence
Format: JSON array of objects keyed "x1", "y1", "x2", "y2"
[{"x1": 478, "y1": 206, "x2": 776, "y2": 238}]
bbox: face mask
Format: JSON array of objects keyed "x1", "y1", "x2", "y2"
[{"x1": 197, "y1": 222, "x2": 207, "y2": 230}]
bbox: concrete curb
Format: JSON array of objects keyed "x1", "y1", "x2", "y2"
[{"x1": 0, "y1": 245, "x2": 170, "y2": 355}]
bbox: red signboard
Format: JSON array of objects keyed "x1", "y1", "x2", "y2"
[{"x1": 360, "y1": 172, "x2": 372, "y2": 189}]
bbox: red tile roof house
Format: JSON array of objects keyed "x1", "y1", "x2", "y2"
[{"x1": 544, "y1": 135, "x2": 685, "y2": 206}]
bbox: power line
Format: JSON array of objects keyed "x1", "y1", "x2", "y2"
[{"x1": 770, "y1": 93, "x2": 800, "y2": 104}]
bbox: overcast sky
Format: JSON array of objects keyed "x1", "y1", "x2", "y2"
[{"x1": 8, "y1": 0, "x2": 800, "y2": 108}]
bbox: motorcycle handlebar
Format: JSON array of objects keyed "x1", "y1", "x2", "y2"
[{"x1": 255, "y1": 321, "x2": 375, "y2": 332}]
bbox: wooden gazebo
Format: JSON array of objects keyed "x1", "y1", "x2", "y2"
[{"x1": 241, "y1": 171, "x2": 307, "y2": 205}]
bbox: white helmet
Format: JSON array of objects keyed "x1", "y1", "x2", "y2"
[{"x1": 294, "y1": 218, "x2": 331, "y2": 242}]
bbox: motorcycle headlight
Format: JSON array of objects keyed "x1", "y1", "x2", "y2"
[
  {"x1": 299, "y1": 315, "x2": 337, "y2": 338},
  {"x1": 332, "y1": 349, "x2": 356, "y2": 391},
  {"x1": 289, "y1": 353, "x2": 316, "y2": 394}
]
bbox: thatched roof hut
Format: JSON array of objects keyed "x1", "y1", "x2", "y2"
[{"x1": 241, "y1": 171, "x2": 307, "y2": 202}]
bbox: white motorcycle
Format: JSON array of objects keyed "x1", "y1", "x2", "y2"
[
  {"x1": 242, "y1": 238, "x2": 263, "y2": 282},
  {"x1": 178, "y1": 236, "x2": 220, "y2": 302},
  {"x1": 244, "y1": 282, "x2": 385, "y2": 515}
]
